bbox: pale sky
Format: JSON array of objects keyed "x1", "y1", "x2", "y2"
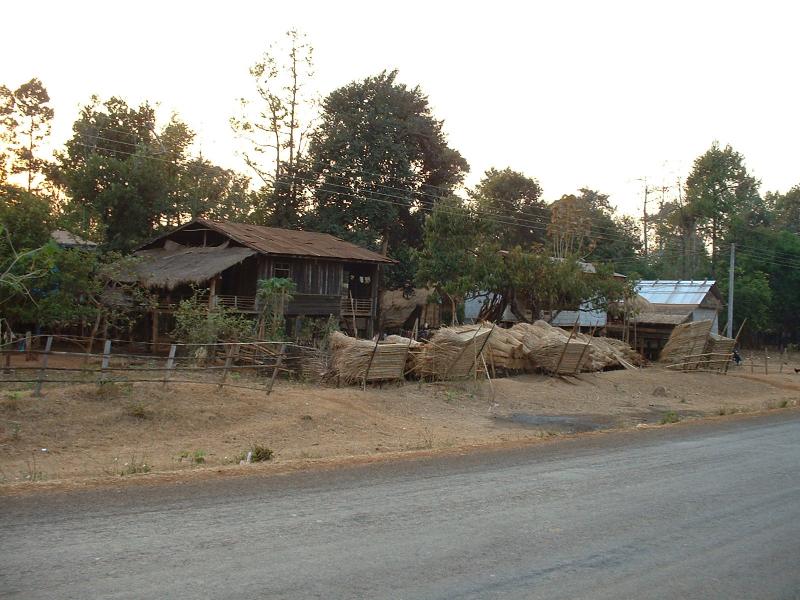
[{"x1": 4, "y1": 0, "x2": 799, "y2": 217}]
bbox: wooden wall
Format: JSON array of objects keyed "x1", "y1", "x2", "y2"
[{"x1": 258, "y1": 256, "x2": 343, "y2": 296}]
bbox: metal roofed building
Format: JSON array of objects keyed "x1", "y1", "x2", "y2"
[{"x1": 635, "y1": 280, "x2": 722, "y2": 334}]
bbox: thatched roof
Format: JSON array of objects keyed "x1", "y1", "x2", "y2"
[
  {"x1": 137, "y1": 218, "x2": 396, "y2": 264},
  {"x1": 130, "y1": 242, "x2": 256, "y2": 290},
  {"x1": 631, "y1": 311, "x2": 690, "y2": 326}
]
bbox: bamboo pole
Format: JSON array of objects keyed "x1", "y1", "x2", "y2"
[
  {"x1": 554, "y1": 319, "x2": 579, "y2": 376},
  {"x1": 218, "y1": 343, "x2": 238, "y2": 389},
  {"x1": 266, "y1": 343, "x2": 286, "y2": 395},
  {"x1": 100, "y1": 340, "x2": 112, "y2": 383},
  {"x1": 162, "y1": 344, "x2": 177, "y2": 387},
  {"x1": 33, "y1": 336, "x2": 53, "y2": 397},
  {"x1": 362, "y1": 337, "x2": 381, "y2": 390}
]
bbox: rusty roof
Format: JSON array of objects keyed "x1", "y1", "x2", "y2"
[{"x1": 143, "y1": 219, "x2": 396, "y2": 264}]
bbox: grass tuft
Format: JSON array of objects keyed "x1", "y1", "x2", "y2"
[{"x1": 660, "y1": 411, "x2": 680, "y2": 425}]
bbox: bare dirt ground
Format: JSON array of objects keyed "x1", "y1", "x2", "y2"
[{"x1": 1, "y1": 355, "x2": 799, "y2": 490}]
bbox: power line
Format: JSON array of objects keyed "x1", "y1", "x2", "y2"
[{"x1": 62, "y1": 138, "x2": 800, "y2": 271}]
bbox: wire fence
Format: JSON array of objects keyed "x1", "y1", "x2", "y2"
[{"x1": 0, "y1": 334, "x2": 329, "y2": 396}]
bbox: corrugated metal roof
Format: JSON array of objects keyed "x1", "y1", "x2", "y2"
[
  {"x1": 551, "y1": 302, "x2": 607, "y2": 327},
  {"x1": 51, "y1": 230, "x2": 97, "y2": 248},
  {"x1": 199, "y1": 219, "x2": 395, "y2": 264},
  {"x1": 635, "y1": 280, "x2": 717, "y2": 307}
]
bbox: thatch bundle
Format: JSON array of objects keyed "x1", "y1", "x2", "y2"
[
  {"x1": 385, "y1": 334, "x2": 422, "y2": 374},
  {"x1": 482, "y1": 326, "x2": 528, "y2": 371},
  {"x1": 508, "y1": 320, "x2": 644, "y2": 373},
  {"x1": 660, "y1": 320, "x2": 714, "y2": 368},
  {"x1": 703, "y1": 333, "x2": 735, "y2": 371},
  {"x1": 325, "y1": 332, "x2": 409, "y2": 385},
  {"x1": 415, "y1": 324, "x2": 494, "y2": 380}
]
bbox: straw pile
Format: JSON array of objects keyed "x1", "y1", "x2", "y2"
[
  {"x1": 325, "y1": 332, "x2": 409, "y2": 384},
  {"x1": 385, "y1": 334, "x2": 422, "y2": 374},
  {"x1": 703, "y1": 333, "x2": 735, "y2": 371},
  {"x1": 506, "y1": 320, "x2": 644, "y2": 373},
  {"x1": 415, "y1": 324, "x2": 494, "y2": 380},
  {"x1": 660, "y1": 320, "x2": 714, "y2": 369},
  {"x1": 482, "y1": 326, "x2": 528, "y2": 371}
]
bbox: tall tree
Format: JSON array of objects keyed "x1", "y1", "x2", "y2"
[
  {"x1": 685, "y1": 142, "x2": 761, "y2": 273},
  {"x1": 770, "y1": 185, "x2": 800, "y2": 233},
  {"x1": 306, "y1": 70, "x2": 469, "y2": 254},
  {"x1": 0, "y1": 78, "x2": 54, "y2": 190},
  {"x1": 55, "y1": 96, "x2": 194, "y2": 250},
  {"x1": 548, "y1": 194, "x2": 593, "y2": 258},
  {"x1": 469, "y1": 167, "x2": 548, "y2": 249},
  {"x1": 231, "y1": 29, "x2": 314, "y2": 228}
]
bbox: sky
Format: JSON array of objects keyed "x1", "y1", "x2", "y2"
[{"x1": 3, "y1": 0, "x2": 799, "y2": 218}]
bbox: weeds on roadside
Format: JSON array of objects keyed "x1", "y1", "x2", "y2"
[
  {"x1": 125, "y1": 402, "x2": 150, "y2": 420},
  {"x1": 1, "y1": 392, "x2": 22, "y2": 412},
  {"x1": 120, "y1": 453, "x2": 150, "y2": 476},
  {"x1": 24, "y1": 452, "x2": 45, "y2": 482},
  {"x1": 6, "y1": 421, "x2": 21, "y2": 440},
  {"x1": 235, "y1": 443, "x2": 274, "y2": 463},
  {"x1": 660, "y1": 411, "x2": 681, "y2": 425}
]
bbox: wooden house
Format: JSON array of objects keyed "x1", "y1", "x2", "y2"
[{"x1": 128, "y1": 219, "x2": 395, "y2": 343}]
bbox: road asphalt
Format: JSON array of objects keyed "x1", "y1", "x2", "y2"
[{"x1": 2, "y1": 411, "x2": 799, "y2": 599}]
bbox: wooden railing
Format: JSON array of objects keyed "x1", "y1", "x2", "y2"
[
  {"x1": 341, "y1": 297, "x2": 373, "y2": 316},
  {"x1": 214, "y1": 295, "x2": 258, "y2": 312}
]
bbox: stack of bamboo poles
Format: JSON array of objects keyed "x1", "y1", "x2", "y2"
[
  {"x1": 325, "y1": 332, "x2": 409, "y2": 385},
  {"x1": 659, "y1": 320, "x2": 714, "y2": 369}
]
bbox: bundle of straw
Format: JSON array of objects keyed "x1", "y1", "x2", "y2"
[
  {"x1": 415, "y1": 324, "x2": 494, "y2": 380},
  {"x1": 325, "y1": 332, "x2": 409, "y2": 385}
]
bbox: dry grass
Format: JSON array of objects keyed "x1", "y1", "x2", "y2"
[{"x1": 0, "y1": 364, "x2": 798, "y2": 486}]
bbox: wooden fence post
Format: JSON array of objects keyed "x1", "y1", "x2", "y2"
[
  {"x1": 266, "y1": 343, "x2": 286, "y2": 396},
  {"x1": 25, "y1": 331, "x2": 32, "y2": 362},
  {"x1": 764, "y1": 347, "x2": 769, "y2": 375},
  {"x1": 100, "y1": 339, "x2": 112, "y2": 383},
  {"x1": 750, "y1": 351, "x2": 754, "y2": 374},
  {"x1": 163, "y1": 344, "x2": 177, "y2": 387},
  {"x1": 218, "y1": 343, "x2": 238, "y2": 389},
  {"x1": 33, "y1": 336, "x2": 53, "y2": 397}
]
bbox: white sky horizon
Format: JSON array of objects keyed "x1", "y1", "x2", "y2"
[{"x1": 4, "y1": 0, "x2": 799, "y2": 219}]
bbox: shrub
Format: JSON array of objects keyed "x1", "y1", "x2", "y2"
[
  {"x1": 250, "y1": 445, "x2": 273, "y2": 462},
  {"x1": 660, "y1": 411, "x2": 680, "y2": 425}
]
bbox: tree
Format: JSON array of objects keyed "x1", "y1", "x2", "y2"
[
  {"x1": 685, "y1": 142, "x2": 761, "y2": 273},
  {"x1": 469, "y1": 167, "x2": 548, "y2": 249},
  {"x1": 770, "y1": 185, "x2": 800, "y2": 233},
  {"x1": 176, "y1": 156, "x2": 252, "y2": 221},
  {"x1": 0, "y1": 184, "x2": 52, "y2": 251},
  {"x1": 548, "y1": 194, "x2": 593, "y2": 258},
  {"x1": 231, "y1": 29, "x2": 314, "y2": 228},
  {"x1": 718, "y1": 268, "x2": 771, "y2": 336},
  {"x1": 416, "y1": 197, "x2": 482, "y2": 324},
  {"x1": 55, "y1": 96, "x2": 194, "y2": 250},
  {"x1": 306, "y1": 70, "x2": 469, "y2": 254},
  {"x1": 474, "y1": 248, "x2": 628, "y2": 324},
  {"x1": 0, "y1": 78, "x2": 54, "y2": 190}
]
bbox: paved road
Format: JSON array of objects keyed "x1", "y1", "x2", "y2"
[{"x1": 2, "y1": 412, "x2": 800, "y2": 599}]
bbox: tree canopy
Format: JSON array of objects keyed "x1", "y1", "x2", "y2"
[{"x1": 305, "y1": 70, "x2": 469, "y2": 254}]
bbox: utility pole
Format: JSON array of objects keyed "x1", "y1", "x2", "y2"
[
  {"x1": 640, "y1": 178, "x2": 650, "y2": 255},
  {"x1": 727, "y1": 243, "x2": 735, "y2": 338}
]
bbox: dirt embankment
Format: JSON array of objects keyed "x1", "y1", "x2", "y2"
[{"x1": 1, "y1": 365, "x2": 799, "y2": 489}]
